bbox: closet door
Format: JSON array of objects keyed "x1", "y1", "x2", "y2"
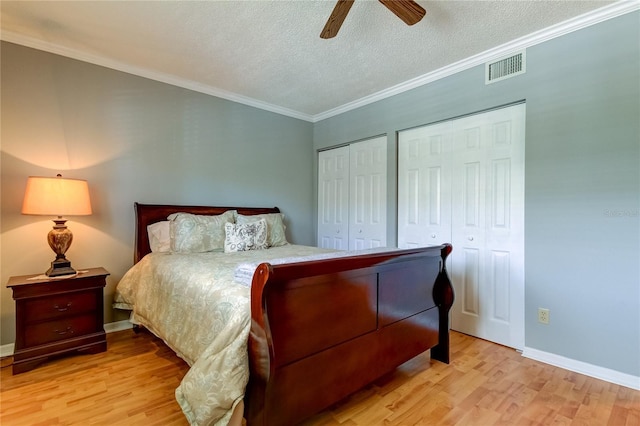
[
  {"x1": 398, "y1": 122, "x2": 452, "y2": 248},
  {"x1": 349, "y1": 137, "x2": 387, "y2": 249},
  {"x1": 318, "y1": 137, "x2": 387, "y2": 250},
  {"x1": 397, "y1": 104, "x2": 525, "y2": 350},
  {"x1": 318, "y1": 146, "x2": 350, "y2": 249},
  {"x1": 450, "y1": 104, "x2": 525, "y2": 350}
]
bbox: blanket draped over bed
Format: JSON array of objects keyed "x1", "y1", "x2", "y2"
[{"x1": 114, "y1": 244, "x2": 339, "y2": 426}]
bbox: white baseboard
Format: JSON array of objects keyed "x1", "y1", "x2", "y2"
[
  {"x1": 523, "y1": 346, "x2": 640, "y2": 391},
  {"x1": 1, "y1": 343, "x2": 14, "y2": 358},
  {"x1": 0, "y1": 320, "x2": 133, "y2": 358},
  {"x1": 104, "y1": 319, "x2": 134, "y2": 333}
]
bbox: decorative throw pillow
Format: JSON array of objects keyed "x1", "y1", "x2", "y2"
[
  {"x1": 224, "y1": 219, "x2": 268, "y2": 253},
  {"x1": 147, "y1": 221, "x2": 170, "y2": 253},
  {"x1": 236, "y1": 213, "x2": 288, "y2": 247},
  {"x1": 169, "y1": 210, "x2": 236, "y2": 253}
]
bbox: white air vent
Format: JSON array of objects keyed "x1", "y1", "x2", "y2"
[{"x1": 485, "y1": 51, "x2": 526, "y2": 84}]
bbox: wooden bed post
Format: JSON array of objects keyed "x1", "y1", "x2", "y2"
[
  {"x1": 245, "y1": 263, "x2": 274, "y2": 426},
  {"x1": 431, "y1": 243, "x2": 454, "y2": 364}
]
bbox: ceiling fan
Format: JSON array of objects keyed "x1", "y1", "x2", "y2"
[{"x1": 320, "y1": 0, "x2": 426, "y2": 39}]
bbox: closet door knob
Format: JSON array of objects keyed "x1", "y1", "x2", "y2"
[
  {"x1": 468, "y1": 236, "x2": 474, "y2": 241},
  {"x1": 431, "y1": 234, "x2": 436, "y2": 238}
]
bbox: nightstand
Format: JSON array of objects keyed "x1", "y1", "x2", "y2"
[{"x1": 6, "y1": 267, "x2": 109, "y2": 374}]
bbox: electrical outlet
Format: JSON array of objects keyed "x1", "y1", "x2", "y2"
[{"x1": 538, "y1": 308, "x2": 550, "y2": 324}]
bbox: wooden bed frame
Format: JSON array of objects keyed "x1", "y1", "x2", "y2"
[{"x1": 133, "y1": 203, "x2": 454, "y2": 425}]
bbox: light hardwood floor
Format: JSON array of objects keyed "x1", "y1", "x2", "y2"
[{"x1": 1, "y1": 329, "x2": 638, "y2": 425}]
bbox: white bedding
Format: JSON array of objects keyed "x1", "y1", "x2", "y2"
[{"x1": 113, "y1": 244, "x2": 336, "y2": 426}]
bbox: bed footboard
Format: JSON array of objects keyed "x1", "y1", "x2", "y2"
[{"x1": 246, "y1": 244, "x2": 453, "y2": 425}]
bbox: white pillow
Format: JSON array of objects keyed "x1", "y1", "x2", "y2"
[
  {"x1": 236, "y1": 213, "x2": 288, "y2": 247},
  {"x1": 169, "y1": 210, "x2": 236, "y2": 253},
  {"x1": 224, "y1": 219, "x2": 268, "y2": 253},
  {"x1": 147, "y1": 221, "x2": 170, "y2": 253}
]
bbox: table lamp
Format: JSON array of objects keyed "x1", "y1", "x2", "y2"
[{"x1": 21, "y1": 174, "x2": 92, "y2": 277}]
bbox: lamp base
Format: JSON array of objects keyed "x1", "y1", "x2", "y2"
[
  {"x1": 46, "y1": 259, "x2": 77, "y2": 277},
  {"x1": 45, "y1": 217, "x2": 77, "y2": 277}
]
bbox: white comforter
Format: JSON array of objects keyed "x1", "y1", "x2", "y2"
[{"x1": 113, "y1": 244, "x2": 335, "y2": 426}]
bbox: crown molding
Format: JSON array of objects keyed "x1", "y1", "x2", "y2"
[
  {"x1": 1, "y1": 1, "x2": 637, "y2": 123},
  {"x1": 0, "y1": 30, "x2": 314, "y2": 122},
  {"x1": 312, "y1": 1, "x2": 640, "y2": 122}
]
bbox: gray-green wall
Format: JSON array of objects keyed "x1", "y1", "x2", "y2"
[
  {"x1": 313, "y1": 12, "x2": 639, "y2": 378},
  {"x1": 0, "y1": 42, "x2": 315, "y2": 343}
]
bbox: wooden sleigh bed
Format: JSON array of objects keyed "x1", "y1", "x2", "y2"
[{"x1": 124, "y1": 203, "x2": 454, "y2": 425}]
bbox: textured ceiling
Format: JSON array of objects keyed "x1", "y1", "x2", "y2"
[{"x1": 0, "y1": 0, "x2": 628, "y2": 121}]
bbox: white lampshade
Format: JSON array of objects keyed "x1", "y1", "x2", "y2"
[{"x1": 22, "y1": 175, "x2": 92, "y2": 217}]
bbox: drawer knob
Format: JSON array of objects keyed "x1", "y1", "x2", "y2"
[
  {"x1": 53, "y1": 302, "x2": 72, "y2": 312},
  {"x1": 54, "y1": 327, "x2": 74, "y2": 336}
]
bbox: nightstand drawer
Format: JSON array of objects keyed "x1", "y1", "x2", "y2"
[
  {"x1": 24, "y1": 314, "x2": 98, "y2": 347},
  {"x1": 25, "y1": 291, "x2": 97, "y2": 323}
]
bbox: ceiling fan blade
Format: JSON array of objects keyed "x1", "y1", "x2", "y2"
[
  {"x1": 320, "y1": 0, "x2": 355, "y2": 39},
  {"x1": 378, "y1": 0, "x2": 426, "y2": 26}
]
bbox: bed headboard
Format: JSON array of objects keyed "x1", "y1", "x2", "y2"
[{"x1": 133, "y1": 203, "x2": 281, "y2": 264}]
